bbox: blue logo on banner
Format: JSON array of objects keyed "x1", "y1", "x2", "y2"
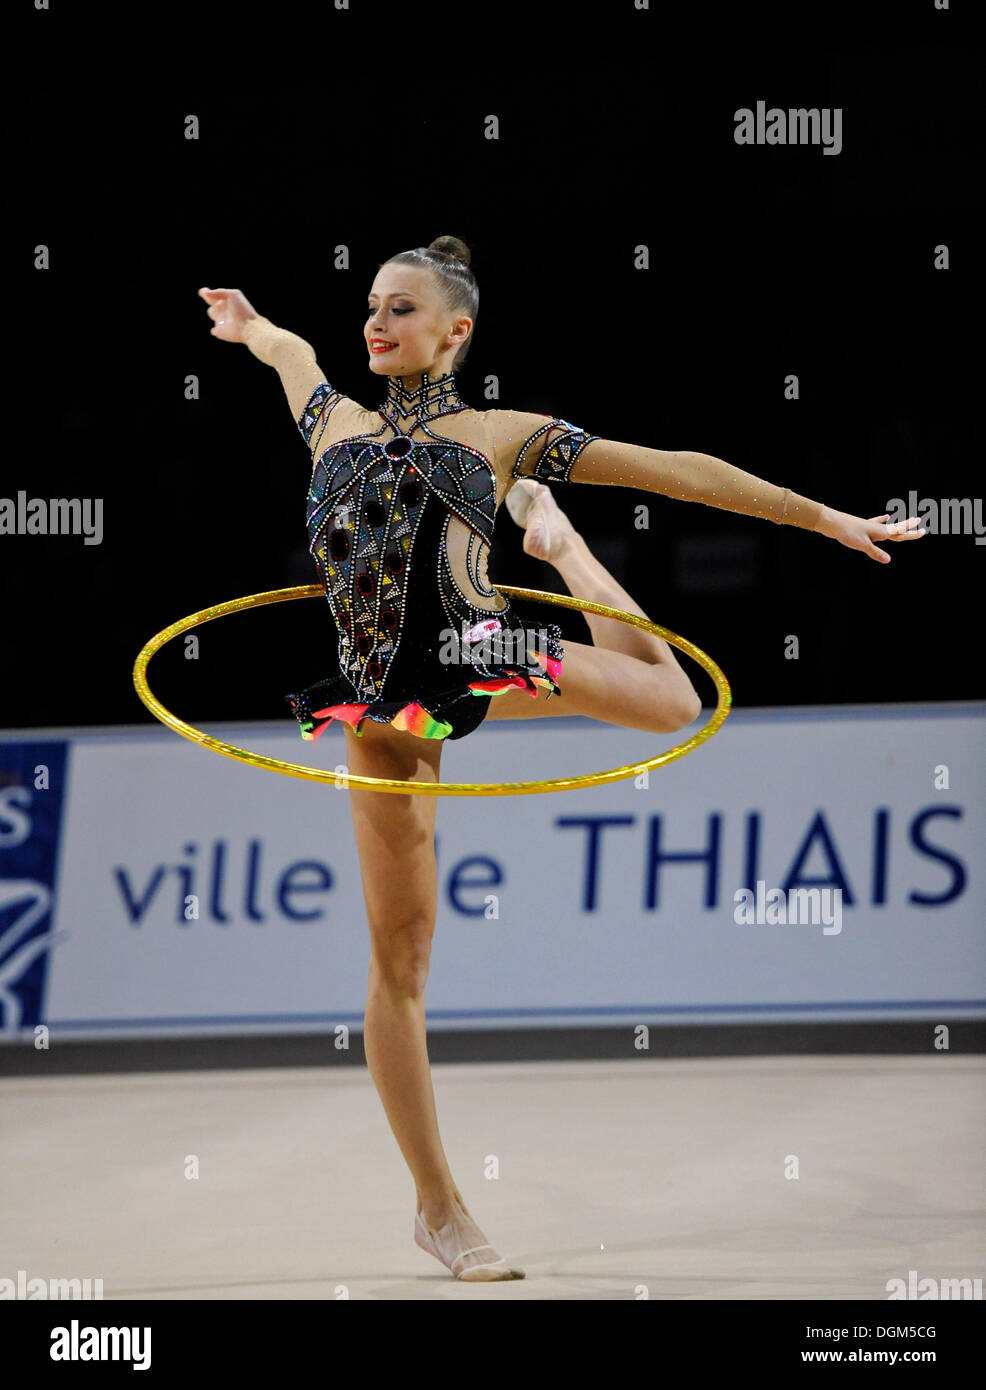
[{"x1": 0, "y1": 742, "x2": 69, "y2": 1032}]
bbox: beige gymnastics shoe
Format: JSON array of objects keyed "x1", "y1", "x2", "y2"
[
  {"x1": 504, "y1": 477, "x2": 542, "y2": 528},
  {"x1": 414, "y1": 1210, "x2": 525, "y2": 1281},
  {"x1": 504, "y1": 478, "x2": 574, "y2": 563}
]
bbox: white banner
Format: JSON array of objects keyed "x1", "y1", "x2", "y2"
[{"x1": 1, "y1": 704, "x2": 983, "y2": 1040}]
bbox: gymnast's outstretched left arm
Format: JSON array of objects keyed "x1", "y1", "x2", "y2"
[{"x1": 489, "y1": 410, "x2": 925, "y2": 564}]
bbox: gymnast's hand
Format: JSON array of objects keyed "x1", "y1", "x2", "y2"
[
  {"x1": 815, "y1": 505, "x2": 926, "y2": 564},
  {"x1": 197, "y1": 287, "x2": 259, "y2": 343}
]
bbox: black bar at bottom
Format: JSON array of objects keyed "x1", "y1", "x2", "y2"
[{"x1": 1, "y1": 1018, "x2": 982, "y2": 1076}]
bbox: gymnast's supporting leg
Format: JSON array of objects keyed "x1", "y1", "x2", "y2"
[{"x1": 338, "y1": 719, "x2": 522, "y2": 1280}]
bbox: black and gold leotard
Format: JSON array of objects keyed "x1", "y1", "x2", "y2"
[
  {"x1": 241, "y1": 315, "x2": 824, "y2": 744},
  {"x1": 285, "y1": 370, "x2": 578, "y2": 742}
]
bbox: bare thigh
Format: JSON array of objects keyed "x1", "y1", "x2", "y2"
[
  {"x1": 481, "y1": 637, "x2": 688, "y2": 734},
  {"x1": 339, "y1": 720, "x2": 443, "y2": 935}
]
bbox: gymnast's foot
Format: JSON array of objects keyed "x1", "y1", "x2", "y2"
[
  {"x1": 415, "y1": 1194, "x2": 525, "y2": 1281},
  {"x1": 505, "y1": 479, "x2": 576, "y2": 564}
]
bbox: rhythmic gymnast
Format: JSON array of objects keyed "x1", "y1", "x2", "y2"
[{"x1": 197, "y1": 236, "x2": 923, "y2": 1280}]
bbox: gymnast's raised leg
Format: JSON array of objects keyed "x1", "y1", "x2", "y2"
[
  {"x1": 483, "y1": 479, "x2": 703, "y2": 730},
  {"x1": 339, "y1": 718, "x2": 523, "y2": 1281}
]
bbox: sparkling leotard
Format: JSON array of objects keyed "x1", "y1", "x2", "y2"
[
  {"x1": 284, "y1": 371, "x2": 573, "y2": 742},
  {"x1": 240, "y1": 315, "x2": 824, "y2": 743}
]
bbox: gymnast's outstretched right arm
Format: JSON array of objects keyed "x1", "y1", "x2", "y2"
[
  {"x1": 197, "y1": 287, "x2": 364, "y2": 458},
  {"x1": 198, "y1": 287, "x2": 325, "y2": 417}
]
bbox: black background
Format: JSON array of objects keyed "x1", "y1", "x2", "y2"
[{"x1": 10, "y1": 0, "x2": 982, "y2": 734}]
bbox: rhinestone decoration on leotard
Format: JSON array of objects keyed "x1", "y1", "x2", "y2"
[
  {"x1": 512, "y1": 416, "x2": 600, "y2": 483},
  {"x1": 378, "y1": 371, "x2": 468, "y2": 428},
  {"x1": 298, "y1": 381, "x2": 345, "y2": 447}
]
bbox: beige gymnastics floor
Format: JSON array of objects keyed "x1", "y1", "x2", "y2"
[{"x1": 2, "y1": 1055, "x2": 983, "y2": 1300}]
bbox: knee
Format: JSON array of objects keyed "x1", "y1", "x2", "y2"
[
  {"x1": 652, "y1": 686, "x2": 703, "y2": 734},
  {"x1": 676, "y1": 689, "x2": 703, "y2": 729},
  {"x1": 368, "y1": 922, "x2": 434, "y2": 998}
]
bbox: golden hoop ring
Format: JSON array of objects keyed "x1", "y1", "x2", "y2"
[{"x1": 132, "y1": 584, "x2": 731, "y2": 796}]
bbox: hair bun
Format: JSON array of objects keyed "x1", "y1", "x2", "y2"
[{"x1": 428, "y1": 235, "x2": 471, "y2": 268}]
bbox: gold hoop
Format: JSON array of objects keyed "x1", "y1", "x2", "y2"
[{"x1": 132, "y1": 584, "x2": 731, "y2": 796}]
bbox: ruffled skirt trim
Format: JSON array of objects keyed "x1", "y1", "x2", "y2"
[{"x1": 286, "y1": 646, "x2": 563, "y2": 743}]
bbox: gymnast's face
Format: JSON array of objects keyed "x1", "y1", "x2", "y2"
[{"x1": 365, "y1": 263, "x2": 472, "y2": 382}]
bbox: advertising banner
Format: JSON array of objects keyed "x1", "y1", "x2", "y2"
[{"x1": 0, "y1": 705, "x2": 982, "y2": 1040}]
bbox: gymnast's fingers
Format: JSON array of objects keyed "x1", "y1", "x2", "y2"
[
  {"x1": 867, "y1": 513, "x2": 925, "y2": 543},
  {"x1": 887, "y1": 515, "x2": 926, "y2": 541}
]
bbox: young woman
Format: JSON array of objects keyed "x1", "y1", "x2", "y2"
[{"x1": 198, "y1": 237, "x2": 922, "y2": 1281}]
